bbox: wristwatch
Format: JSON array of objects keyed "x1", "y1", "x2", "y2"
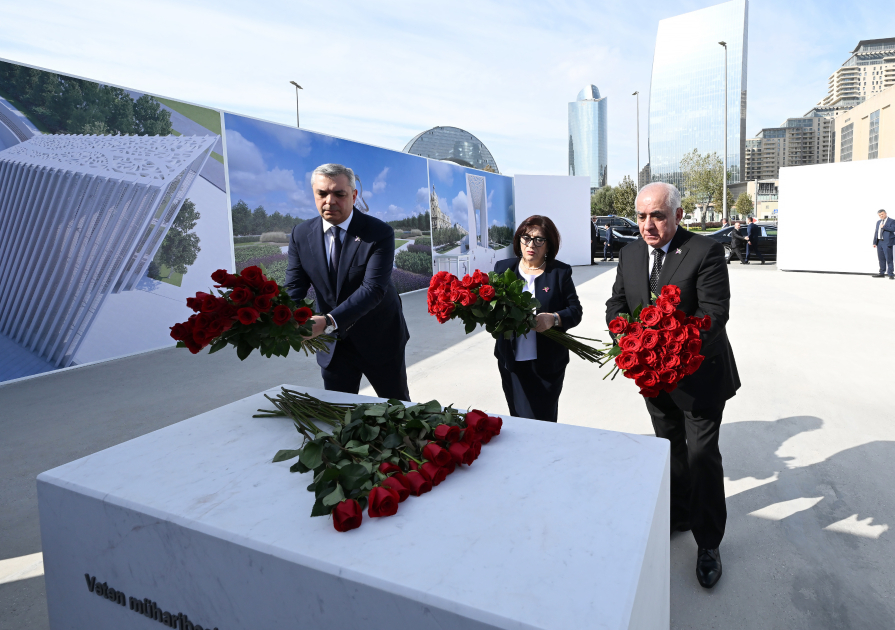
[
  {"x1": 552, "y1": 313, "x2": 560, "y2": 327},
  {"x1": 324, "y1": 314, "x2": 337, "y2": 335}
]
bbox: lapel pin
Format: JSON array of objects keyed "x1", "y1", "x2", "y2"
[
  {"x1": 543, "y1": 287, "x2": 550, "y2": 293},
  {"x1": 675, "y1": 248, "x2": 682, "y2": 254},
  {"x1": 355, "y1": 236, "x2": 361, "y2": 242}
]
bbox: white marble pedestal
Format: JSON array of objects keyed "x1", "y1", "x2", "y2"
[{"x1": 38, "y1": 385, "x2": 669, "y2": 630}]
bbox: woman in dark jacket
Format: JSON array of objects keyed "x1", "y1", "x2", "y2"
[{"x1": 494, "y1": 215, "x2": 583, "y2": 423}]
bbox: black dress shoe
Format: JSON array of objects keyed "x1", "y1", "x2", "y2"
[
  {"x1": 872, "y1": 274, "x2": 885, "y2": 278},
  {"x1": 671, "y1": 520, "x2": 691, "y2": 534},
  {"x1": 696, "y1": 547, "x2": 722, "y2": 588}
]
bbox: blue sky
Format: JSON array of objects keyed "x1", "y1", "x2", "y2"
[
  {"x1": 2, "y1": 0, "x2": 894, "y2": 186},
  {"x1": 428, "y1": 160, "x2": 515, "y2": 231},
  {"x1": 224, "y1": 113, "x2": 430, "y2": 222}
]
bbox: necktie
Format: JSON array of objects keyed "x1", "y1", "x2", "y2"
[
  {"x1": 330, "y1": 225, "x2": 342, "y2": 283},
  {"x1": 650, "y1": 249, "x2": 664, "y2": 299}
]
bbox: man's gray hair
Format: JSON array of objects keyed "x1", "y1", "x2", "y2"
[
  {"x1": 312, "y1": 163, "x2": 356, "y2": 191},
  {"x1": 635, "y1": 182, "x2": 682, "y2": 213}
]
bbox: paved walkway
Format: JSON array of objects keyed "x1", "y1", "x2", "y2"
[{"x1": 2, "y1": 262, "x2": 894, "y2": 629}]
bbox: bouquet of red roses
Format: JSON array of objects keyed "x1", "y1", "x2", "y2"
[
  {"x1": 602, "y1": 284, "x2": 709, "y2": 397},
  {"x1": 260, "y1": 388, "x2": 502, "y2": 532},
  {"x1": 170, "y1": 266, "x2": 332, "y2": 359},
  {"x1": 427, "y1": 269, "x2": 604, "y2": 362}
]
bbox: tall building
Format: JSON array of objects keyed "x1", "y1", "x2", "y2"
[
  {"x1": 0, "y1": 133, "x2": 215, "y2": 371},
  {"x1": 835, "y1": 86, "x2": 895, "y2": 162},
  {"x1": 568, "y1": 85, "x2": 608, "y2": 192},
  {"x1": 403, "y1": 127, "x2": 499, "y2": 173},
  {"x1": 429, "y1": 184, "x2": 451, "y2": 230},
  {"x1": 648, "y1": 0, "x2": 748, "y2": 191},
  {"x1": 744, "y1": 115, "x2": 835, "y2": 180},
  {"x1": 818, "y1": 38, "x2": 895, "y2": 113}
]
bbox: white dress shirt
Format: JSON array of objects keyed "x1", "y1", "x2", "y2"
[
  {"x1": 514, "y1": 269, "x2": 538, "y2": 362},
  {"x1": 320, "y1": 210, "x2": 354, "y2": 329}
]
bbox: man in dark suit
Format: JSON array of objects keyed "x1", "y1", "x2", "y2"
[
  {"x1": 606, "y1": 182, "x2": 740, "y2": 589},
  {"x1": 872, "y1": 209, "x2": 895, "y2": 279},
  {"x1": 590, "y1": 219, "x2": 600, "y2": 265},
  {"x1": 745, "y1": 218, "x2": 764, "y2": 265},
  {"x1": 285, "y1": 163, "x2": 410, "y2": 400},
  {"x1": 601, "y1": 224, "x2": 615, "y2": 261},
  {"x1": 729, "y1": 221, "x2": 748, "y2": 264}
]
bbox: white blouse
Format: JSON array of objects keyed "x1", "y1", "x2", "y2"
[{"x1": 514, "y1": 269, "x2": 538, "y2": 361}]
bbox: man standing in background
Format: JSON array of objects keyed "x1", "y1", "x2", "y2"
[
  {"x1": 872, "y1": 209, "x2": 895, "y2": 279},
  {"x1": 745, "y1": 218, "x2": 764, "y2": 265},
  {"x1": 601, "y1": 224, "x2": 615, "y2": 262}
]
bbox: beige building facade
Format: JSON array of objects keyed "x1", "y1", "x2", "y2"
[
  {"x1": 745, "y1": 116, "x2": 835, "y2": 180},
  {"x1": 834, "y1": 86, "x2": 894, "y2": 162},
  {"x1": 819, "y1": 38, "x2": 895, "y2": 112}
]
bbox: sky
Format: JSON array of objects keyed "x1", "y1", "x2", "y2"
[
  {"x1": 428, "y1": 160, "x2": 515, "y2": 232},
  {"x1": 224, "y1": 113, "x2": 429, "y2": 222},
  {"x1": 1, "y1": 0, "x2": 894, "y2": 187}
]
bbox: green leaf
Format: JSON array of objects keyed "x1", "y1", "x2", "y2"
[
  {"x1": 345, "y1": 444, "x2": 370, "y2": 457},
  {"x1": 310, "y1": 498, "x2": 331, "y2": 517},
  {"x1": 175, "y1": 341, "x2": 186, "y2": 348},
  {"x1": 364, "y1": 405, "x2": 387, "y2": 417},
  {"x1": 290, "y1": 460, "x2": 310, "y2": 473},
  {"x1": 322, "y1": 483, "x2": 346, "y2": 506},
  {"x1": 340, "y1": 463, "x2": 371, "y2": 490},
  {"x1": 382, "y1": 432, "x2": 403, "y2": 449},
  {"x1": 359, "y1": 424, "x2": 380, "y2": 441},
  {"x1": 471, "y1": 308, "x2": 484, "y2": 318},
  {"x1": 299, "y1": 442, "x2": 324, "y2": 470},
  {"x1": 464, "y1": 320, "x2": 476, "y2": 334},
  {"x1": 272, "y1": 449, "x2": 302, "y2": 463},
  {"x1": 208, "y1": 338, "x2": 228, "y2": 354},
  {"x1": 236, "y1": 340, "x2": 254, "y2": 361}
]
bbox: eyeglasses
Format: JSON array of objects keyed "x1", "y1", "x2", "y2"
[{"x1": 520, "y1": 235, "x2": 547, "y2": 246}]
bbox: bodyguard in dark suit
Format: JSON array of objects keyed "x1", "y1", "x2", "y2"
[
  {"x1": 590, "y1": 219, "x2": 600, "y2": 265},
  {"x1": 872, "y1": 209, "x2": 895, "y2": 279},
  {"x1": 494, "y1": 215, "x2": 582, "y2": 423},
  {"x1": 729, "y1": 222, "x2": 748, "y2": 264},
  {"x1": 745, "y1": 218, "x2": 764, "y2": 264},
  {"x1": 285, "y1": 164, "x2": 410, "y2": 400},
  {"x1": 606, "y1": 182, "x2": 740, "y2": 589},
  {"x1": 602, "y1": 224, "x2": 615, "y2": 261}
]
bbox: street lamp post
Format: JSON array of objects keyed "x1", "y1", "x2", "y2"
[
  {"x1": 289, "y1": 81, "x2": 303, "y2": 128},
  {"x1": 632, "y1": 91, "x2": 640, "y2": 189},
  {"x1": 718, "y1": 41, "x2": 728, "y2": 222}
]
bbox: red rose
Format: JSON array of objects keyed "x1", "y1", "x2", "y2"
[
  {"x1": 368, "y1": 486, "x2": 400, "y2": 517},
  {"x1": 656, "y1": 296, "x2": 675, "y2": 315},
  {"x1": 381, "y1": 477, "x2": 409, "y2": 502},
  {"x1": 442, "y1": 461, "x2": 456, "y2": 475},
  {"x1": 473, "y1": 270, "x2": 489, "y2": 285},
  {"x1": 293, "y1": 307, "x2": 313, "y2": 324},
  {"x1": 686, "y1": 338, "x2": 702, "y2": 354},
  {"x1": 660, "y1": 285, "x2": 681, "y2": 304},
  {"x1": 625, "y1": 322, "x2": 644, "y2": 336},
  {"x1": 639, "y1": 386, "x2": 661, "y2": 398},
  {"x1": 422, "y1": 443, "x2": 452, "y2": 467},
  {"x1": 685, "y1": 354, "x2": 705, "y2": 375},
  {"x1": 237, "y1": 307, "x2": 260, "y2": 325},
  {"x1": 448, "y1": 442, "x2": 475, "y2": 466},
  {"x1": 433, "y1": 424, "x2": 460, "y2": 443},
  {"x1": 271, "y1": 304, "x2": 293, "y2": 326},
  {"x1": 625, "y1": 364, "x2": 646, "y2": 380},
  {"x1": 435, "y1": 302, "x2": 454, "y2": 324},
  {"x1": 464, "y1": 410, "x2": 489, "y2": 432},
  {"x1": 484, "y1": 415, "x2": 502, "y2": 437},
  {"x1": 479, "y1": 284, "x2": 496, "y2": 301},
  {"x1": 660, "y1": 316, "x2": 680, "y2": 331},
  {"x1": 615, "y1": 351, "x2": 639, "y2": 371},
  {"x1": 469, "y1": 441, "x2": 482, "y2": 461},
  {"x1": 699, "y1": 315, "x2": 712, "y2": 330},
  {"x1": 658, "y1": 368, "x2": 678, "y2": 383},
  {"x1": 459, "y1": 290, "x2": 476, "y2": 307},
  {"x1": 240, "y1": 265, "x2": 265, "y2": 287},
  {"x1": 404, "y1": 471, "x2": 432, "y2": 495},
  {"x1": 431, "y1": 271, "x2": 453, "y2": 288},
  {"x1": 229, "y1": 286, "x2": 252, "y2": 305},
  {"x1": 635, "y1": 370, "x2": 660, "y2": 389},
  {"x1": 639, "y1": 306, "x2": 662, "y2": 327},
  {"x1": 640, "y1": 350, "x2": 659, "y2": 367},
  {"x1": 332, "y1": 499, "x2": 363, "y2": 532},
  {"x1": 619, "y1": 335, "x2": 642, "y2": 352},
  {"x1": 211, "y1": 269, "x2": 230, "y2": 284},
  {"x1": 640, "y1": 329, "x2": 660, "y2": 349},
  {"x1": 608, "y1": 317, "x2": 628, "y2": 334},
  {"x1": 390, "y1": 472, "x2": 410, "y2": 489},
  {"x1": 666, "y1": 342, "x2": 683, "y2": 356},
  {"x1": 170, "y1": 322, "x2": 190, "y2": 341},
  {"x1": 186, "y1": 292, "x2": 211, "y2": 312},
  {"x1": 671, "y1": 326, "x2": 688, "y2": 343},
  {"x1": 220, "y1": 273, "x2": 242, "y2": 288},
  {"x1": 253, "y1": 295, "x2": 273, "y2": 312},
  {"x1": 260, "y1": 279, "x2": 279, "y2": 296},
  {"x1": 378, "y1": 462, "x2": 401, "y2": 475},
  {"x1": 420, "y1": 462, "x2": 447, "y2": 485},
  {"x1": 461, "y1": 274, "x2": 477, "y2": 289}
]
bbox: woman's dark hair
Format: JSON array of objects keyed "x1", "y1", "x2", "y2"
[{"x1": 513, "y1": 215, "x2": 561, "y2": 260}]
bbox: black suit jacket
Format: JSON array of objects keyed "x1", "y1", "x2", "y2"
[
  {"x1": 285, "y1": 211, "x2": 409, "y2": 367},
  {"x1": 873, "y1": 217, "x2": 895, "y2": 247},
  {"x1": 730, "y1": 229, "x2": 747, "y2": 251},
  {"x1": 605, "y1": 228, "x2": 740, "y2": 410},
  {"x1": 746, "y1": 223, "x2": 761, "y2": 241},
  {"x1": 493, "y1": 258, "x2": 583, "y2": 372}
]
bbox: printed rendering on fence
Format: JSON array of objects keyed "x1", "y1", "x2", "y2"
[
  {"x1": 428, "y1": 159, "x2": 515, "y2": 277},
  {"x1": 223, "y1": 113, "x2": 433, "y2": 294},
  {"x1": 0, "y1": 58, "x2": 232, "y2": 383}
]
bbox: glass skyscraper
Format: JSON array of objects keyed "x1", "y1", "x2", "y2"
[
  {"x1": 648, "y1": 0, "x2": 748, "y2": 191},
  {"x1": 403, "y1": 126, "x2": 499, "y2": 173},
  {"x1": 568, "y1": 85, "x2": 608, "y2": 191}
]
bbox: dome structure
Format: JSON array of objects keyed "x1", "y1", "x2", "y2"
[
  {"x1": 577, "y1": 85, "x2": 602, "y2": 101},
  {"x1": 402, "y1": 126, "x2": 498, "y2": 173}
]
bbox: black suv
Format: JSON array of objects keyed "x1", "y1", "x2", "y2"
[{"x1": 593, "y1": 215, "x2": 639, "y2": 236}]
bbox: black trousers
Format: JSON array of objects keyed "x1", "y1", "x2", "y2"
[
  {"x1": 645, "y1": 392, "x2": 727, "y2": 549},
  {"x1": 321, "y1": 336, "x2": 409, "y2": 401},
  {"x1": 498, "y1": 360, "x2": 565, "y2": 423},
  {"x1": 603, "y1": 242, "x2": 614, "y2": 261},
  {"x1": 731, "y1": 245, "x2": 746, "y2": 264},
  {"x1": 877, "y1": 244, "x2": 894, "y2": 276},
  {"x1": 746, "y1": 240, "x2": 764, "y2": 262}
]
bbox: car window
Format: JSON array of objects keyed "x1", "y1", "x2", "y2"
[{"x1": 764, "y1": 227, "x2": 777, "y2": 236}]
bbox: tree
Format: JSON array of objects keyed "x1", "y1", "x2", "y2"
[
  {"x1": 734, "y1": 192, "x2": 753, "y2": 218},
  {"x1": 682, "y1": 195, "x2": 697, "y2": 220},
  {"x1": 679, "y1": 149, "x2": 724, "y2": 228},
  {"x1": 133, "y1": 94, "x2": 173, "y2": 136},
  {"x1": 591, "y1": 185, "x2": 615, "y2": 216},
  {"x1": 613, "y1": 176, "x2": 638, "y2": 219},
  {"x1": 152, "y1": 199, "x2": 201, "y2": 277},
  {"x1": 231, "y1": 200, "x2": 253, "y2": 236},
  {"x1": 251, "y1": 206, "x2": 268, "y2": 235}
]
